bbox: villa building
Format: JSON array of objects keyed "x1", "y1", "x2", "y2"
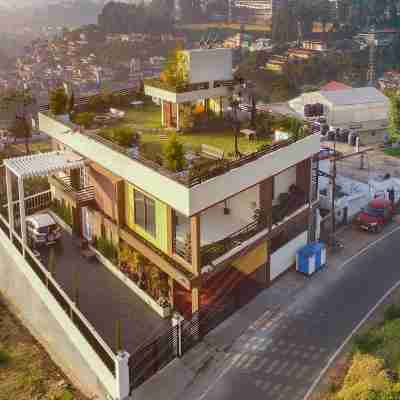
[
  {"x1": 39, "y1": 114, "x2": 320, "y2": 319},
  {"x1": 38, "y1": 49, "x2": 321, "y2": 320}
]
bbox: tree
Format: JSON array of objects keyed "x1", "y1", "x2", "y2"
[
  {"x1": 10, "y1": 115, "x2": 32, "y2": 154},
  {"x1": 387, "y1": 90, "x2": 400, "y2": 140},
  {"x1": 164, "y1": 133, "x2": 185, "y2": 172},
  {"x1": 50, "y1": 87, "x2": 68, "y2": 115},
  {"x1": 162, "y1": 43, "x2": 188, "y2": 88},
  {"x1": 74, "y1": 112, "x2": 95, "y2": 129}
]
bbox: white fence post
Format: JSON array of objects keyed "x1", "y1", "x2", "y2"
[
  {"x1": 172, "y1": 312, "x2": 184, "y2": 357},
  {"x1": 115, "y1": 351, "x2": 130, "y2": 400}
]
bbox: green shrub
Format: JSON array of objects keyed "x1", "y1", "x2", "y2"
[
  {"x1": 73, "y1": 112, "x2": 95, "y2": 128},
  {"x1": 94, "y1": 235, "x2": 119, "y2": 264},
  {"x1": 164, "y1": 133, "x2": 185, "y2": 172},
  {"x1": 353, "y1": 332, "x2": 383, "y2": 354},
  {"x1": 51, "y1": 199, "x2": 73, "y2": 227},
  {"x1": 50, "y1": 87, "x2": 68, "y2": 115},
  {"x1": 337, "y1": 353, "x2": 392, "y2": 400},
  {"x1": 0, "y1": 348, "x2": 10, "y2": 365},
  {"x1": 384, "y1": 304, "x2": 400, "y2": 322},
  {"x1": 58, "y1": 389, "x2": 74, "y2": 400}
]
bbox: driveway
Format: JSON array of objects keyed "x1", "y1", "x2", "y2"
[
  {"x1": 135, "y1": 222, "x2": 400, "y2": 400},
  {"x1": 40, "y1": 233, "x2": 170, "y2": 354}
]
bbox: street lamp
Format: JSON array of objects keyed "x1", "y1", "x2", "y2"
[
  {"x1": 230, "y1": 93, "x2": 241, "y2": 159},
  {"x1": 242, "y1": 81, "x2": 256, "y2": 128}
]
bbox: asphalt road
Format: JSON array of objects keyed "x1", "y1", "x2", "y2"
[{"x1": 190, "y1": 227, "x2": 400, "y2": 400}]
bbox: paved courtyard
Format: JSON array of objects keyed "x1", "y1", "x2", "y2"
[{"x1": 40, "y1": 232, "x2": 170, "y2": 354}]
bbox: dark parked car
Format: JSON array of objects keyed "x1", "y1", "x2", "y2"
[{"x1": 354, "y1": 199, "x2": 394, "y2": 233}]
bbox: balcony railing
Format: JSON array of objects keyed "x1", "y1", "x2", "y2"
[
  {"x1": 187, "y1": 134, "x2": 310, "y2": 187},
  {"x1": 49, "y1": 175, "x2": 95, "y2": 206}
]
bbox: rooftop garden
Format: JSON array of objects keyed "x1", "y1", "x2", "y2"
[{"x1": 66, "y1": 98, "x2": 308, "y2": 186}]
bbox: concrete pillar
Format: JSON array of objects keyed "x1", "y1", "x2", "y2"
[
  {"x1": 5, "y1": 167, "x2": 14, "y2": 239},
  {"x1": 168, "y1": 276, "x2": 174, "y2": 308},
  {"x1": 18, "y1": 176, "x2": 26, "y2": 255},
  {"x1": 191, "y1": 287, "x2": 200, "y2": 314},
  {"x1": 176, "y1": 103, "x2": 180, "y2": 131},
  {"x1": 161, "y1": 100, "x2": 164, "y2": 127},
  {"x1": 115, "y1": 351, "x2": 130, "y2": 400},
  {"x1": 190, "y1": 215, "x2": 201, "y2": 276},
  {"x1": 171, "y1": 313, "x2": 184, "y2": 357}
]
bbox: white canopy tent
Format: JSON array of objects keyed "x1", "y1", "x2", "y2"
[{"x1": 3, "y1": 151, "x2": 86, "y2": 254}]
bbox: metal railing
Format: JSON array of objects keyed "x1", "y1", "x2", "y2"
[
  {"x1": 0, "y1": 211, "x2": 117, "y2": 375},
  {"x1": 200, "y1": 194, "x2": 308, "y2": 266},
  {"x1": 200, "y1": 219, "x2": 265, "y2": 267},
  {"x1": 49, "y1": 176, "x2": 95, "y2": 206},
  {"x1": 2, "y1": 190, "x2": 52, "y2": 217},
  {"x1": 128, "y1": 264, "x2": 265, "y2": 392},
  {"x1": 81, "y1": 129, "x2": 312, "y2": 189},
  {"x1": 187, "y1": 134, "x2": 310, "y2": 187}
]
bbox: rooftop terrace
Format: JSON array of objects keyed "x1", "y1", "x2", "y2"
[{"x1": 43, "y1": 102, "x2": 313, "y2": 188}]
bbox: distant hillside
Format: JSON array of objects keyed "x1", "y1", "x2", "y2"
[{"x1": 0, "y1": 0, "x2": 106, "y2": 33}]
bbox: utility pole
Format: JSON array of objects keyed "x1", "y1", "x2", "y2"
[{"x1": 330, "y1": 138, "x2": 337, "y2": 246}]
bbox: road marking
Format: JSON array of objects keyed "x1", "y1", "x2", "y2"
[
  {"x1": 303, "y1": 277, "x2": 400, "y2": 400},
  {"x1": 339, "y1": 224, "x2": 400, "y2": 270}
]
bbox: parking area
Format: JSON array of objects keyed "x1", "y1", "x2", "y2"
[{"x1": 38, "y1": 231, "x2": 170, "y2": 354}]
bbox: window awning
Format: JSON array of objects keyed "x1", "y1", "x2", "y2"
[{"x1": 3, "y1": 151, "x2": 86, "y2": 179}]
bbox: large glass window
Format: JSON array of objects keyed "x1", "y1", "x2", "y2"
[
  {"x1": 134, "y1": 191, "x2": 156, "y2": 237},
  {"x1": 173, "y1": 210, "x2": 190, "y2": 260}
]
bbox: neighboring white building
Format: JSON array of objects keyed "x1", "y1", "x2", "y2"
[
  {"x1": 289, "y1": 87, "x2": 390, "y2": 145},
  {"x1": 234, "y1": 0, "x2": 284, "y2": 22}
]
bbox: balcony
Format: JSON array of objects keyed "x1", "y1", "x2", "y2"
[
  {"x1": 49, "y1": 175, "x2": 95, "y2": 207},
  {"x1": 200, "y1": 188, "x2": 308, "y2": 267}
]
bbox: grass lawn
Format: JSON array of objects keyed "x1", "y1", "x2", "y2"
[
  {"x1": 140, "y1": 130, "x2": 272, "y2": 159},
  {"x1": 384, "y1": 147, "x2": 400, "y2": 158},
  {"x1": 103, "y1": 104, "x2": 272, "y2": 158},
  {"x1": 113, "y1": 104, "x2": 163, "y2": 130},
  {"x1": 0, "y1": 295, "x2": 87, "y2": 400}
]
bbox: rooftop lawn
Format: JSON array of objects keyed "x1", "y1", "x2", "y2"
[
  {"x1": 114, "y1": 103, "x2": 163, "y2": 129},
  {"x1": 104, "y1": 104, "x2": 272, "y2": 158},
  {"x1": 384, "y1": 147, "x2": 400, "y2": 158},
  {"x1": 139, "y1": 130, "x2": 272, "y2": 159}
]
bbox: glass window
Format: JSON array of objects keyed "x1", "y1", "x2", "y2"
[
  {"x1": 134, "y1": 190, "x2": 156, "y2": 237},
  {"x1": 146, "y1": 198, "x2": 156, "y2": 237}
]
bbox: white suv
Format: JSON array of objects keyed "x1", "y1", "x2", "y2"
[{"x1": 26, "y1": 213, "x2": 62, "y2": 246}]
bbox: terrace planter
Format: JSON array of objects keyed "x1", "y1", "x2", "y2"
[{"x1": 89, "y1": 245, "x2": 171, "y2": 319}]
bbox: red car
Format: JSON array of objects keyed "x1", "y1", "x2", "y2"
[{"x1": 355, "y1": 199, "x2": 394, "y2": 233}]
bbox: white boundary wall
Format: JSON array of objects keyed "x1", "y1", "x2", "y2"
[
  {"x1": 270, "y1": 231, "x2": 308, "y2": 281},
  {"x1": 0, "y1": 227, "x2": 119, "y2": 400}
]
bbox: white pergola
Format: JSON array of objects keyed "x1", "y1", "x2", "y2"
[{"x1": 3, "y1": 151, "x2": 86, "y2": 254}]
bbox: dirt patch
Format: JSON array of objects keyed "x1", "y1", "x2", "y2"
[{"x1": 0, "y1": 294, "x2": 89, "y2": 400}]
